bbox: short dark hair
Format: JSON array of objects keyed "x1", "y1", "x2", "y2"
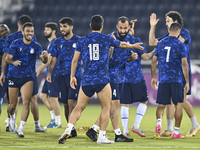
[
  {"x1": 169, "y1": 22, "x2": 181, "y2": 32},
  {"x1": 19, "y1": 15, "x2": 32, "y2": 26},
  {"x1": 91, "y1": 14, "x2": 104, "y2": 31},
  {"x1": 22, "y1": 22, "x2": 34, "y2": 31},
  {"x1": 165, "y1": 11, "x2": 183, "y2": 27},
  {"x1": 45, "y1": 22, "x2": 58, "y2": 33},
  {"x1": 59, "y1": 17, "x2": 73, "y2": 26},
  {"x1": 117, "y1": 16, "x2": 129, "y2": 24}
]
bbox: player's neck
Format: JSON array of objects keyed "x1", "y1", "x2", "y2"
[
  {"x1": 23, "y1": 38, "x2": 31, "y2": 45},
  {"x1": 48, "y1": 35, "x2": 56, "y2": 42},
  {"x1": 92, "y1": 30, "x2": 101, "y2": 33},
  {"x1": 64, "y1": 32, "x2": 73, "y2": 40},
  {"x1": 169, "y1": 32, "x2": 179, "y2": 38}
]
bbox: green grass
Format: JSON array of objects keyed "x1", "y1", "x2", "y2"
[{"x1": 0, "y1": 104, "x2": 200, "y2": 150}]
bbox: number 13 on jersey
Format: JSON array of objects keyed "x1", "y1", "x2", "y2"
[{"x1": 88, "y1": 44, "x2": 99, "y2": 61}]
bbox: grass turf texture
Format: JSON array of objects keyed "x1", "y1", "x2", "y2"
[{"x1": 0, "y1": 104, "x2": 200, "y2": 150}]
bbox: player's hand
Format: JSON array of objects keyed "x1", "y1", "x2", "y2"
[
  {"x1": 70, "y1": 76, "x2": 77, "y2": 89},
  {"x1": 41, "y1": 50, "x2": 48, "y2": 57},
  {"x1": 133, "y1": 43, "x2": 144, "y2": 50},
  {"x1": 130, "y1": 19, "x2": 137, "y2": 28},
  {"x1": 131, "y1": 51, "x2": 138, "y2": 60},
  {"x1": 184, "y1": 82, "x2": 190, "y2": 94},
  {"x1": 0, "y1": 74, "x2": 5, "y2": 86},
  {"x1": 36, "y1": 70, "x2": 40, "y2": 77},
  {"x1": 150, "y1": 13, "x2": 159, "y2": 26},
  {"x1": 111, "y1": 32, "x2": 116, "y2": 40},
  {"x1": 46, "y1": 73, "x2": 51, "y2": 83},
  {"x1": 13, "y1": 60, "x2": 21, "y2": 67},
  {"x1": 151, "y1": 78, "x2": 158, "y2": 90}
]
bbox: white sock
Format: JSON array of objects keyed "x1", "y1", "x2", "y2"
[
  {"x1": 174, "y1": 127, "x2": 180, "y2": 135},
  {"x1": 157, "y1": 119, "x2": 162, "y2": 127},
  {"x1": 99, "y1": 130, "x2": 106, "y2": 139},
  {"x1": 50, "y1": 110, "x2": 55, "y2": 120},
  {"x1": 167, "y1": 119, "x2": 173, "y2": 132},
  {"x1": 190, "y1": 116, "x2": 199, "y2": 128},
  {"x1": 55, "y1": 115, "x2": 61, "y2": 126},
  {"x1": 134, "y1": 103, "x2": 147, "y2": 129},
  {"x1": 34, "y1": 120, "x2": 40, "y2": 128},
  {"x1": 65, "y1": 123, "x2": 74, "y2": 134},
  {"x1": 114, "y1": 128, "x2": 122, "y2": 135},
  {"x1": 19, "y1": 121, "x2": 26, "y2": 131},
  {"x1": 121, "y1": 106, "x2": 129, "y2": 133},
  {"x1": 6, "y1": 118, "x2": 10, "y2": 126},
  {"x1": 92, "y1": 124, "x2": 99, "y2": 132},
  {"x1": 10, "y1": 113, "x2": 16, "y2": 119}
]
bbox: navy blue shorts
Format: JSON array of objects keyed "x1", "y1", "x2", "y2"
[
  {"x1": 18, "y1": 75, "x2": 38, "y2": 97},
  {"x1": 41, "y1": 77, "x2": 59, "y2": 97},
  {"x1": 156, "y1": 82, "x2": 184, "y2": 105},
  {"x1": 120, "y1": 81, "x2": 148, "y2": 104},
  {"x1": 110, "y1": 82, "x2": 120, "y2": 100},
  {"x1": 0, "y1": 78, "x2": 8, "y2": 98},
  {"x1": 58, "y1": 75, "x2": 81, "y2": 103},
  {"x1": 183, "y1": 74, "x2": 191, "y2": 95},
  {"x1": 82, "y1": 83, "x2": 108, "y2": 97},
  {"x1": 8, "y1": 77, "x2": 33, "y2": 89}
]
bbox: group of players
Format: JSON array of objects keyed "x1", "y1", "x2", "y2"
[{"x1": 0, "y1": 10, "x2": 199, "y2": 144}]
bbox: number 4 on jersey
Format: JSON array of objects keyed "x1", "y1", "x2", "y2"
[{"x1": 88, "y1": 44, "x2": 99, "y2": 60}]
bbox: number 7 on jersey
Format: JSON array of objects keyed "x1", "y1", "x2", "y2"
[{"x1": 165, "y1": 46, "x2": 171, "y2": 62}]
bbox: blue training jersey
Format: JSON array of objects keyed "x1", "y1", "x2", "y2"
[
  {"x1": 7, "y1": 39, "x2": 43, "y2": 78},
  {"x1": 46, "y1": 38, "x2": 59, "y2": 81},
  {"x1": 157, "y1": 28, "x2": 191, "y2": 75},
  {"x1": 4, "y1": 31, "x2": 37, "y2": 77},
  {"x1": 155, "y1": 36, "x2": 187, "y2": 83},
  {"x1": 0, "y1": 38, "x2": 5, "y2": 74},
  {"x1": 109, "y1": 32, "x2": 133, "y2": 83},
  {"x1": 50, "y1": 35, "x2": 81, "y2": 77},
  {"x1": 76, "y1": 32, "x2": 121, "y2": 86},
  {"x1": 124, "y1": 37, "x2": 147, "y2": 83}
]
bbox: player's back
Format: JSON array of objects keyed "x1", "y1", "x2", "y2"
[
  {"x1": 156, "y1": 36, "x2": 187, "y2": 83},
  {"x1": 77, "y1": 32, "x2": 120, "y2": 86}
]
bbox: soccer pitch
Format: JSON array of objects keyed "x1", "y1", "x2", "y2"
[{"x1": 0, "y1": 104, "x2": 200, "y2": 150}]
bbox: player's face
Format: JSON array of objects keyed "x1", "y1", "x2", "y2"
[
  {"x1": 23, "y1": 26, "x2": 34, "y2": 41},
  {"x1": 0, "y1": 25, "x2": 10, "y2": 40},
  {"x1": 60, "y1": 23, "x2": 71, "y2": 36},
  {"x1": 44, "y1": 27, "x2": 52, "y2": 38},
  {"x1": 166, "y1": 16, "x2": 174, "y2": 30},
  {"x1": 117, "y1": 20, "x2": 130, "y2": 39}
]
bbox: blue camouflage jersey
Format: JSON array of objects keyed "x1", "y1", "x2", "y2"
[
  {"x1": 7, "y1": 39, "x2": 43, "y2": 78},
  {"x1": 155, "y1": 36, "x2": 187, "y2": 83},
  {"x1": 76, "y1": 32, "x2": 121, "y2": 86},
  {"x1": 124, "y1": 37, "x2": 147, "y2": 83},
  {"x1": 0, "y1": 38, "x2": 5, "y2": 74},
  {"x1": 46, "y1": 38, "x2": 59, "y2": 81},
  {"x1": 109, "y1": 32, "x2": 133, "y2": 83},
  {"x1": 4, "y1": 31, "x2": 37, "y2": 77},
  {"x1": 158, "y1": 28, "x2": 191, "y2": 75},
  {"x1": 50, "y1": 35, "x2": 81, "y2": 77}
]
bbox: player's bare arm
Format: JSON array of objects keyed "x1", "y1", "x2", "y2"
[
  {"x1": 181, "y1": 57, "x2": 189, "y2": 94},
  {"x1": 127, "y1": 51, "x2": 138, "y2": 62},
  {"x1": 119, "y1": 42, "x2": 144, "y2": 50},
  {"x1": 70, "y1": 51, "x2": 81, "y2": 89},
  {"x1": 36, "y1": 54, "x2": 52, "y2": 77},
  {"x1": 149, "y1": 13, "x2": 159, "y2": 46},
  {"x1": 5, "y1": 54, "x2": 21, "y2": 67},
  {"x1": 141, "y1": 49, "x2": 155, "y2": 61},
  {"x1": 39, "y1": 50, "x2": 48, "y2": 64},
  {"x1": 151, "y1": 55, "x2": 158, "y2": 89},
  {"x1": 46, "y1": 56, "x2": 57, "y2": 83}
]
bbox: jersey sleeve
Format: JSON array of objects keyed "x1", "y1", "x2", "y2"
[
  {"x1": 50, "y1": 39, "x2": 59, "y2": 57},
  {"x1": 154, "y1": 46, "x2": 159, "y2": 57},
  {"x1": 32, "y1": 35, "x2": 37, "y2": 42},
  {"x1": 35, "y1": 43, "x2": 43, "y2": 56},
  {"x1": 3, "y1": 36, "x2": 12, "y2": 53},
  {"x1": 180, "y1": 29, "x2": 191, "y2": 45},
  {"x1": 7, "y1": 41, "x2": 17, "y2": 56},
  {"x1": 109, "y1": 36, "x2": 121, "y2": 48},
  {"x1": 180, "y1": 43, "x2": 187, "y2": 58},
  {"x1": 75, "y1": 39, "x2": 81, "y2": 52}
]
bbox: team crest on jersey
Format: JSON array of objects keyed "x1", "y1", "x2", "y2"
[
  {"x1": 30, "y1": 48, "x2": 34, "y2": 54},
  {"x1": 72, "y1": 43, "x2": 76, "y2": 48},
  {"x1": 60, "y1": 45, "x2": 63, "y2": 48},
  {"x1": 20, "y1": 48, "x2": 23, "y2": 51}
]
